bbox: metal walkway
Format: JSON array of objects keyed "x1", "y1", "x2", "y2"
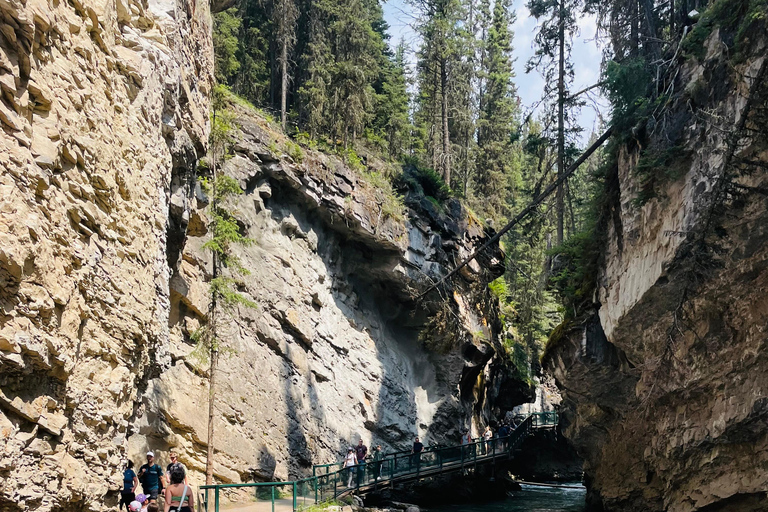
[{"x1": 200, "y1": 412, "x2": 558, "y2": 512}]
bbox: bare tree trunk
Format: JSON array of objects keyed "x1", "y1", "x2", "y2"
[
  {"x1": 669, "y1": 0, "x2": 675, "y2": 34},
  {"x1": 206, "y1": 343, "x2": 218, "y2": 485},
  {"x1": 441, "y1": 58, "x2": 451, "y2": 186},
  {"x1": 630, "y1": 0, "x2": 639, "y2": 55},
  {"x1": 641, "y1": 0, "x2": 659, "y2": 57},
  {"x1": 281, "y1": 38, "x2": 288, "y2": 132},
  {"x1": 206, "y1": 117, "x2": 220, "y2": 486},
  {"x1": 432, "y1": 65, "x2": 439, "y2": 172},
  {"x1": 556, "y1": 0, "x2": 565, "y2": 245}
]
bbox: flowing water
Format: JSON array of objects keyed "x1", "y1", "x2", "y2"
[{"x1": 428, "y1": 483, "x2": 586, "y2": 512}]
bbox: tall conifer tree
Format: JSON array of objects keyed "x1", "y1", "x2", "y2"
[
  {"x1": 527, "y1": 0, "x2": 582, "y2": 244},
  {"x1": 475, "y1": 0, "x2": 519, "y2": 220}
]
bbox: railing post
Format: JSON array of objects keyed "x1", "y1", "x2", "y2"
[
  {"x1": 315, "y1": 476, "x2": 318, "y2": 505},
  {"x1": 334, "y1": 472, "x2": 337, "y2": 497},
  {"x1": 271, "y1": 486, "x2": 275, "y2": 512},
  {"x1": 293, "y1": 482, "x2": 297, "y2": 512},
  {"x1": 215, "y1": 487, "x2": 220, "y2": 512}
]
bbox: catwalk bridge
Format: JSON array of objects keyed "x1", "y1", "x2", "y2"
[{"x1": 199, "y1": 412, "x2": 559, "y2": 512}]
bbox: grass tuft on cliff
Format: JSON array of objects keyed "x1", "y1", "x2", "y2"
[{"x1": 216, "y1": 85, "x2": 407, "y2": 224}]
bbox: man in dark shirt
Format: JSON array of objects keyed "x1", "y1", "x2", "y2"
[
  {"x1": 355, "y1": 440, "x2": 368, "y2": 485},
  {"x1": 166, "y1": 452, "x2": 188, "y2": 485},
  {"x1": 355, "y1": 440, "x2": 368, "y2": 463},
  {"x1": 410, "y1": 437, "x2": 424, "y2": 470},
  {"x1": 138, "y1": 451, "x2": 164, "y2": 503},
  {"x1": 497, "y1": 423, "x2": 509, "y2": 451}
]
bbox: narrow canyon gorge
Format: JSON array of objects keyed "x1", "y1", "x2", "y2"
[{"x1": 0, "y1": 0, "x2": 766, "y2": 511}]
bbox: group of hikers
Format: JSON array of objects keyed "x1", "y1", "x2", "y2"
[
  {"x1": 118, "y1": 420, "x2": 524, "y2": 504},
  {"x1": 341, "y1": 438, "x2": 426, "y2": 488},
  {"x1": 461, "y1": 418, "x2": 521, "y2": 455},
  {"x1": 120, "y1": 451, "x2": 194, "y2": 512},
  {"x1": 342, "y1": 420, "x2": 522, "y2": 488}
]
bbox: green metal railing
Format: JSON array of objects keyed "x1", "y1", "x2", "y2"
[{"x1": 199, "y1": 412, "x2": 558, "y2": 512}]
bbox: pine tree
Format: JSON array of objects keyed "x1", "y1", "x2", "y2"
[
  {"x1": 273, "y1": 0, "x2": 299, "y2": 131},
  {"x1": 413, "y1": 0, "x2": 463, "y2": 186},
  {"x1": 450, "y1": 0, "x2": 480, "y2": 197},
  {"x1": 200, "y1": 88, "x2": 258, "y2": 485},
  {"x1": 374, "y1": 40, "x2": 412, "y2": 158},
  {"x1": 474, "y1": 0, "x2": 519, "y2": 220},
  {"x1": 526, "y1": 0, "x2": 583, "y2": 244},
  {"x1": 298, "y1": 0, "x2": 333, "y2": 139}
]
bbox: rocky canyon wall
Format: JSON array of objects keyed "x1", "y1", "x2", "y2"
[
  {"x1": 544, "y1": 21, "x2": 768, "y2": 512},
  {"x1": 0, "y1": 0, "x2": 212, "y2": 509}
]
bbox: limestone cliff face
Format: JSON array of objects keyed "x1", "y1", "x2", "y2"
[
  {"x1": 0, "y1": 0, "x2": 212, "y2": 509},
  {"x1": 544, "y1": 25, "x2": 768, "y2": 512},
  {"x1": 129, "y1": 98, "x2": 527, "y2": 487}
]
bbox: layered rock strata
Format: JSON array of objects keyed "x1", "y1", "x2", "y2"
[
  {"x1": 128, "y1": 97, "x2": 527, "y2": 489},
  {"x1": 544, "y1": 25, "x2": 768, "y2": 512},
  {"x1": 0, "y1": 0, "x2": 213, "y2": 509}
]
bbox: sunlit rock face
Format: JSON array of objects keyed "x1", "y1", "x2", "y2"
[
  {"x1": 0, "y1": 0, "x2": 212, "y2": 509},
  {"x1": 135, "y1": 98, "x2": 531, "y2": 488},
  {"x1": 544, "y1": 27, "x2": 768, "y2": 512}
]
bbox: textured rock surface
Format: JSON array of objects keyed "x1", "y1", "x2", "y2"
[
  {"x1": 544, "y1": 27, "x2": 768, "y2": 512},
  {"x1": 0, "y1": 0, "x2": 213, "y2": 509},
  {"x1": 126, "y1": 98, "x2": 528, "y2": 488}
]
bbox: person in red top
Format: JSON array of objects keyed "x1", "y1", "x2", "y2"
[{"x1": 355, "y1": 439, "x2": 368, "y2": 462}]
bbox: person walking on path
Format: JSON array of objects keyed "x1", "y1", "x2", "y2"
[
  {"x1": 497, "y1": 422, "x2": 509, "y2": 451},
  {"x1": 355, "y1": 440, "x2": 368, "y2": 485},
  {"x1": 343, "y1": 447, "x2": 358, "y2": 488},
  {"x1": 410, "y1": 437, "x2": 423, "y2": 470},
  {"x1": 166, "y1": 452, "x2": 188, "y2": 485},
  {"x1": 164, "y1": 466, "x2": 195, "y2": 512},
  {"x1": 371, "y1": 445, "x2": 384, "y2": 480},
  {"x1": 138, "y1": 452, "x2": 164, "y2": 503},
  {"x1": 460, "y1": 428, "x2": 472, "y2": 458},
  {"x1": 483, "y1": 426, "x2": 493, "y2": 455},
  {"x1": 120, "y1": 460, "x2": 138, "y2": 511}
]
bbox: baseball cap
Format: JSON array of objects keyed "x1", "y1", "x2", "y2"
[
  {"x1": 129, "y1": 501, "x2": 142, "y2": 511},
  {"x1": 146, "y1": 451, "x2": 154, "y2": 457},
  {"x1": 136, "y1": 494, "x2": 148, "y2": 503}
]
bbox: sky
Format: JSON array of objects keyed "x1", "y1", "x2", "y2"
[{"x1": 381, "y1": 0, "x2": 610, "y2": 143}]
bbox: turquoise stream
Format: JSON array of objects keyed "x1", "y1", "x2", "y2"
[{"x1": 427, "y1": 484, "x2": 586, "y2": 512}]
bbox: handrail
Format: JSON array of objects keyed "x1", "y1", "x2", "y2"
[
  {"x1": 311, "y1": 411, "x2": 557, "y2": 474},
  {"x1": 199, "y1": 412, "x2": 557, "y2": 512}
]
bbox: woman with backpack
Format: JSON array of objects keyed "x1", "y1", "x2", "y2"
[{"x1": 163, "y1": 466, "x2": 195, "y2": 512}]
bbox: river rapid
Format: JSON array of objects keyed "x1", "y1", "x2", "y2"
[{"x1": 427, "y1": 484, "x2": 586, "y2": 512}]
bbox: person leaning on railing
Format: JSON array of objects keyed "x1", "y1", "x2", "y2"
[{"x1": 371, "y1": 445, "x2": 384, "y2": 481}]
